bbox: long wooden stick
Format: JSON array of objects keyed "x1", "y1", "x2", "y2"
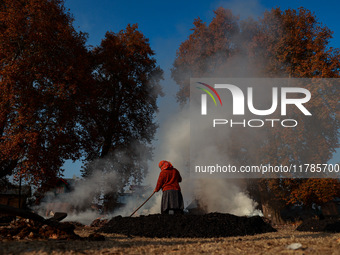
[{"x1": 130, "y1": 191, "x2": 155, "y2": 217}]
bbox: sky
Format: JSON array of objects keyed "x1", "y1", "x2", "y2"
[{"x1": 62, "y1": 0, "x2": 340, "y2": 178}]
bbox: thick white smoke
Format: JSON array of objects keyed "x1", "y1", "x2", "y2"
[{"x1": 33, "y1": 170, "x2": 118, "y2": 225}]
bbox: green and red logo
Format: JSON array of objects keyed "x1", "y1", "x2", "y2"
[{"x1": 196, "y1": 82, "x2": 223, "y2": 115}]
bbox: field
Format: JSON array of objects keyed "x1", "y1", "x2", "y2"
[{"x1": 1, "y1": 224, "x2": 340, "y2": 255}]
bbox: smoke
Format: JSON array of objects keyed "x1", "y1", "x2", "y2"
[
  {"x1": 33, "y1": 169, "x2": 118, "y2": 225},
  {"x1": 112, "y1": 190, "x2": 162, "y2": 217},
  {"x1": 194, "y1": 179, "x2": 262, "y2": 216}
]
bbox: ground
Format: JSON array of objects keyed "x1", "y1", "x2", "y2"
[{"x1": 1, "y1": 225, "x2": 340, "y2": 255}]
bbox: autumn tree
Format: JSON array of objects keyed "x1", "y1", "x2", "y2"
[
  {"x1": 0, "y1": 0, "x2": 91, "y2": 189},
  {"x1": 81, "y1": 24, "x2": 163, "y2": 188},
  {"x1": 172, "y1": 8, "x2": 240, "y2": 104},
  {"x1": 172, "y1": 7, "x2": 339, "y2": 223}
]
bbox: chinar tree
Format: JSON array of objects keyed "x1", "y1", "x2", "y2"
[
  {"x1": 81, "y1": 24, "x2": 163, "y2": 191},
  {"x1": 0, "y1": 0, "x2": 92, "y2": 189}
]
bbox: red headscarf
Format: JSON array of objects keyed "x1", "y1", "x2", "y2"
[{"x1": 159, "y1": 160, "x2": 173, "y2": 171}]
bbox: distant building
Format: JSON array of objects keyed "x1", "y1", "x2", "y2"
[{"x1": 0, "y1": 180, "x2": 31, "y2": 216}]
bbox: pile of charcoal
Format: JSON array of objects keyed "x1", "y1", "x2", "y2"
[{"x1": 98, "y1": 213, "x2": 276, "y2": 238}]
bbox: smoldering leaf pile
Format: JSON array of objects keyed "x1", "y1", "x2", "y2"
[
  {"x1": 0, "y1": 219, "x2": 81, "y2": 241},
  {"x1": 97, "y1": 213, "x2": 276, "y2": 238}
]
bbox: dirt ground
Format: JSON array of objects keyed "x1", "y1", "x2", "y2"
[{"x1": 1, "y1": 225, "x2": 340, "y2": 255}]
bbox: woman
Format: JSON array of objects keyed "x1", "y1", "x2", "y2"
[{"x1": 154, "y1": 160, "x2": 184, "y2": 214}]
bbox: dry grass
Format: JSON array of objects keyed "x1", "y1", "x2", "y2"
[{"x1": 1, "y1": 225, "x2": 340, "y2": 255}]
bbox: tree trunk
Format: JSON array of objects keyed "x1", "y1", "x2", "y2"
[{"x1": 261, "y1": 200, "x2": 285, "y2": 225}]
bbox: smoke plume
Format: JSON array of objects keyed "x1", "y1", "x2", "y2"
[{"x1": 33, "y1": 170, "x2": 118, "y2": 225}]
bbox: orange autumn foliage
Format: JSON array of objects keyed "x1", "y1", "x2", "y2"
[
  {"x1": 80, "y1": 24, "x2": 163, "y2": 185},
  {"x1": 0, "y1": 0, "x2": 91, "y2": 187}
]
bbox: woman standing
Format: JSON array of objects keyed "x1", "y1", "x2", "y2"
[{"x1": 154, "y1": 160, "x2": 184, "y2": 214}]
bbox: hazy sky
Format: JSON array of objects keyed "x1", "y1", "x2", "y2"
[{"x1": 62, "y1": 0, "x2": 340, "y2": 177}]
